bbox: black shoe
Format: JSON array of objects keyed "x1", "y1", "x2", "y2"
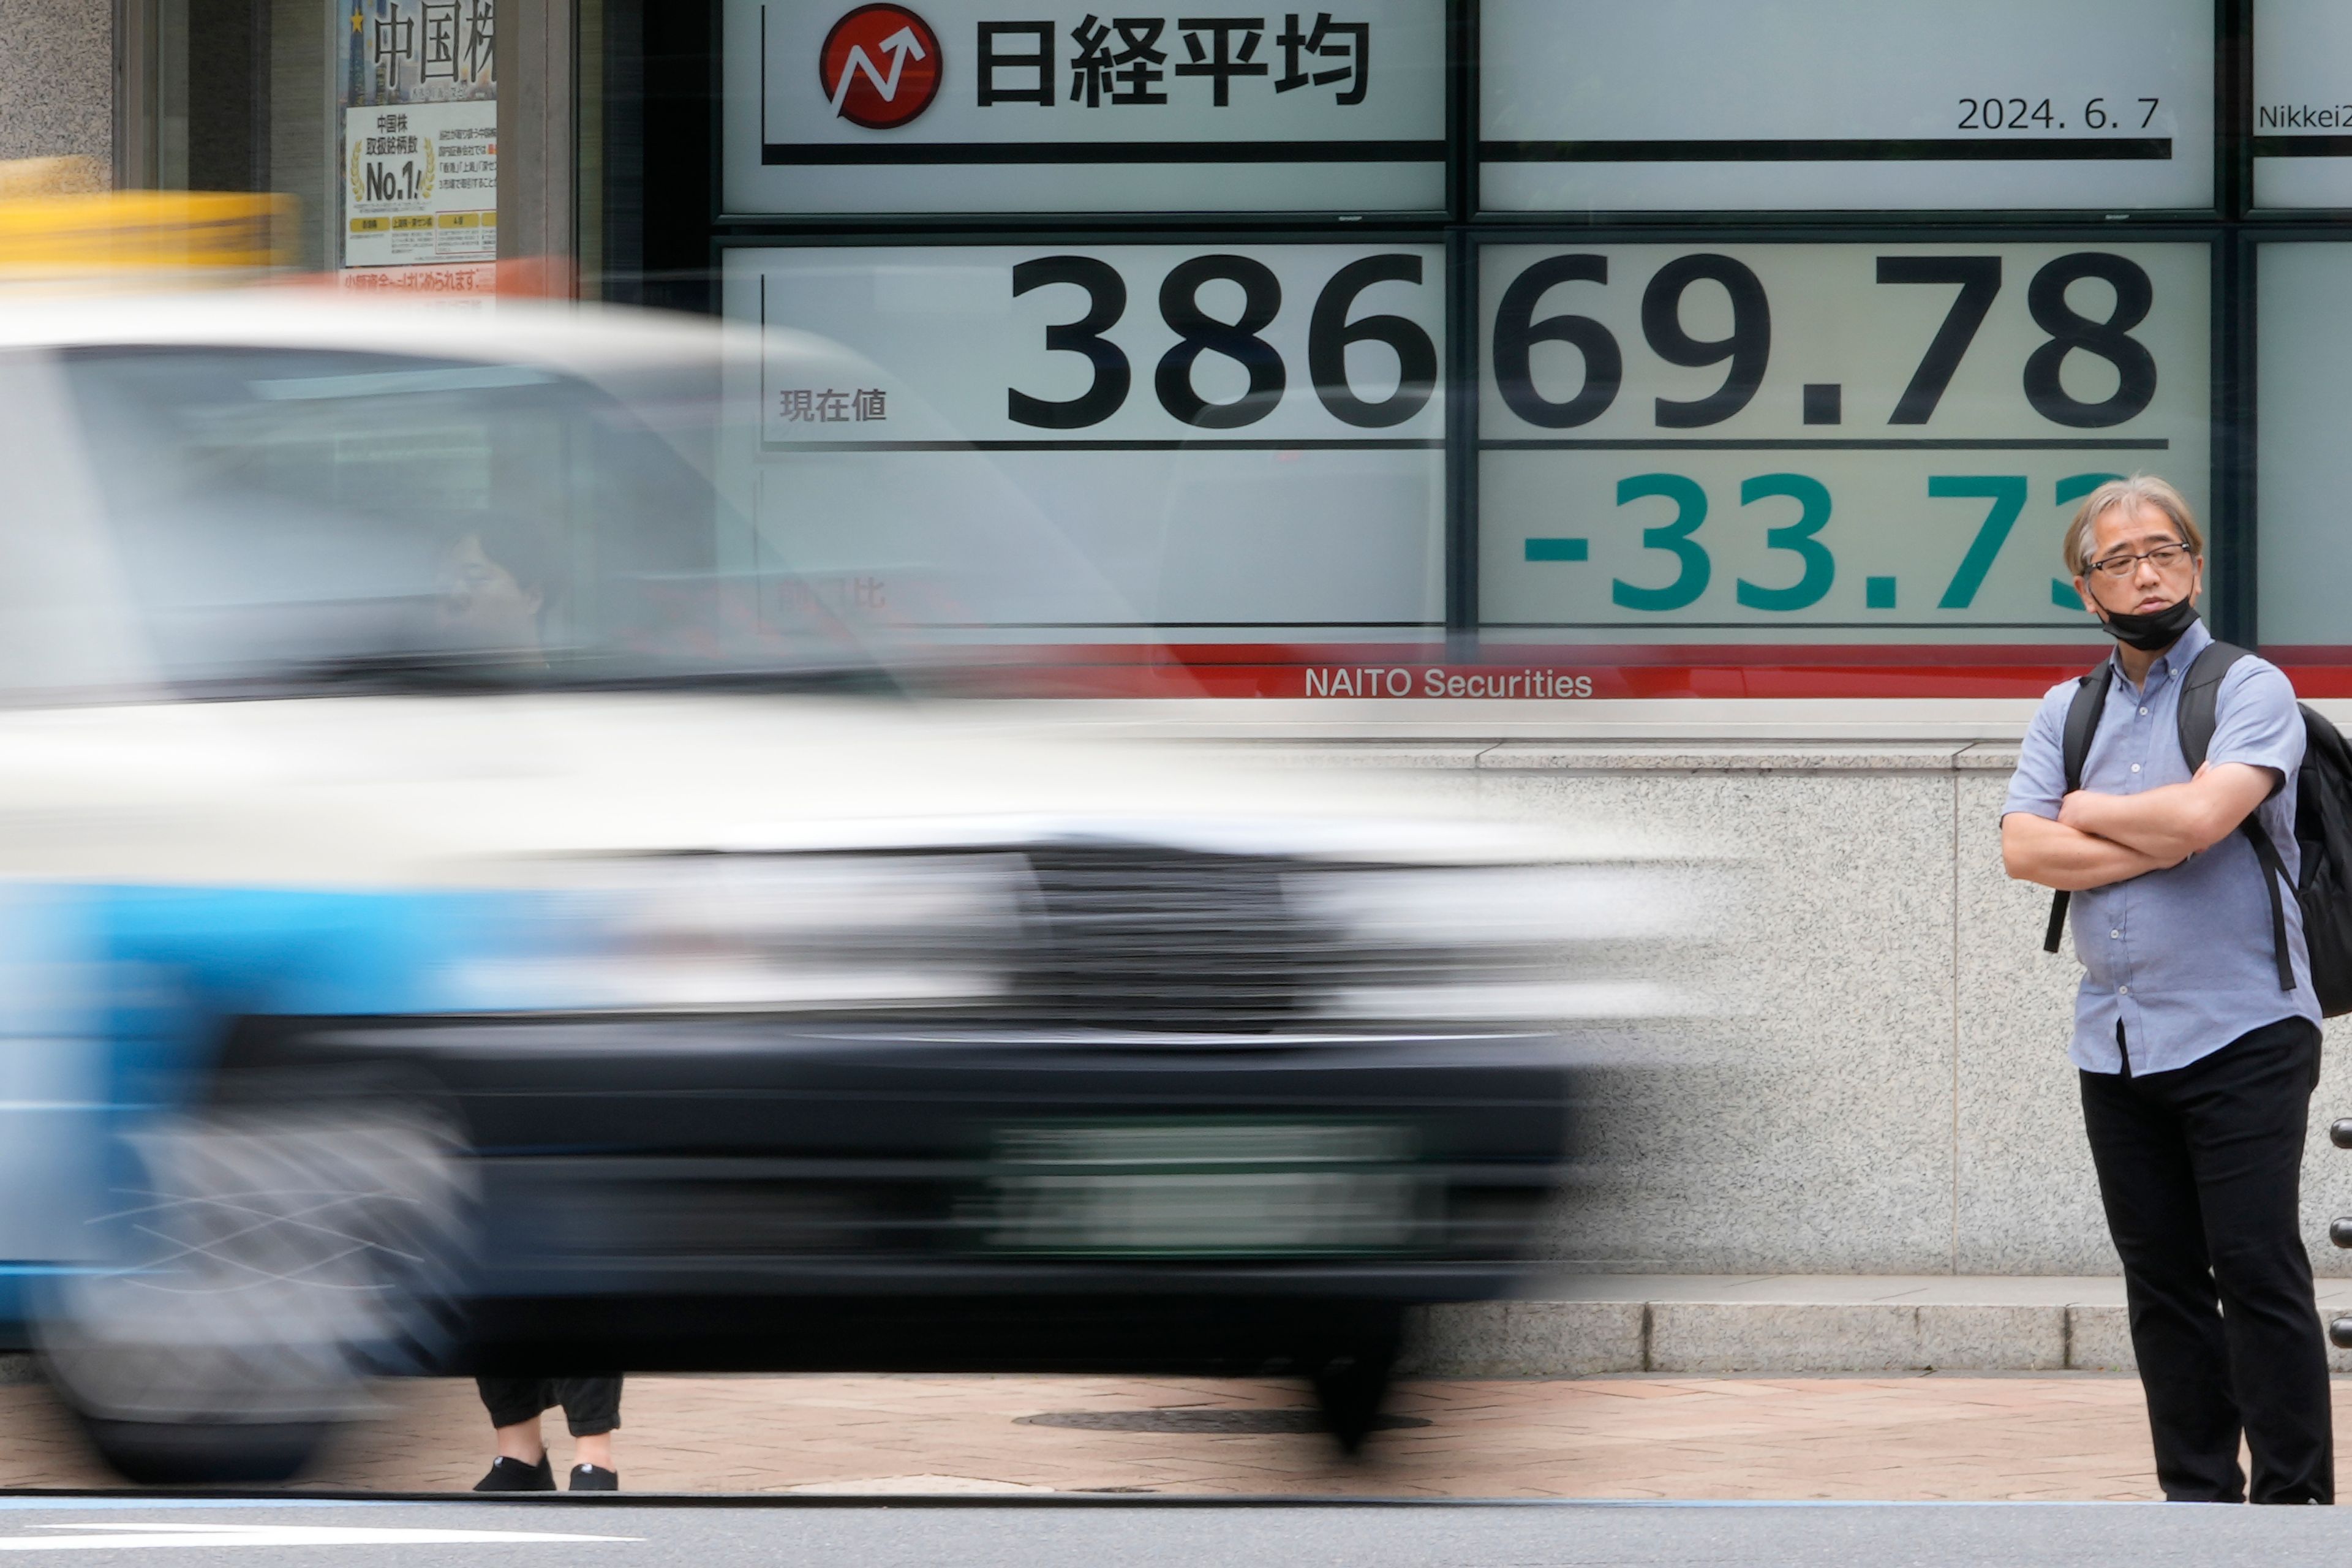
[
  {"x1": 475, "y1": 1456, "x2": 556, "y2": 1493},
  {"x1": 569, "y1": 1464, "x2": 618, "y2": 1492}
]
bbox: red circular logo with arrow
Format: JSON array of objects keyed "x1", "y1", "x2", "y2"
[{"x1": 820, "y1": 5, "x2": 943, "y2": 130}]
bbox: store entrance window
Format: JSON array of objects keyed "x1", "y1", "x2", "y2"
[{"x1": 123, "y1": 0, "x2": 497, "y2": 287}]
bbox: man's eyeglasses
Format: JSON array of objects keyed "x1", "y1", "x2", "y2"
[{"x1": 2084, "y1": 542, "x2": 2197, "y2": 580}]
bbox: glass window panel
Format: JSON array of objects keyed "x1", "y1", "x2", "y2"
[
  {"x1": 61, "y1": 347, "x2": 861, "y2": 692},
  {"x1": 2256, "y1": 244, "x2": 2352, "y2": 649},
  {"x1": 2252, "y1": 0, "x2": 2352, "y2": 208}
]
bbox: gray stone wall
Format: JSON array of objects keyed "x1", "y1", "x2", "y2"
[
  {"x1": 0, "y1": 0, "x2": 110, "y2": 174},
  {"x1": 1268, "y1": 737, "x2": 2352, "y2": 1278}
]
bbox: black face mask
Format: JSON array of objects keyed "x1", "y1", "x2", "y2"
[{"x1": 2093, "y1": 592, "x2": 2200, "y2": 652}]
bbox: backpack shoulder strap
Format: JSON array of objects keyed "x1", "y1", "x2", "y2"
[
  {"x1": 2045, "y1": 663, "x2": 2117, "y2": 955},
  {"x1": 2176, "y1": 640, "x2": 2253, "y2": 774},
  {"x1": 2173, "y1": 641, "x2": 2296, "y2": 991},
  {"x1": 2061, "y1": 661, "x2": 2114, "y2": 793}
]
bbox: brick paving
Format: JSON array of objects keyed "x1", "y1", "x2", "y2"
[{"x1": 5, "y1": 1373, "x2": 2350, "y2": 1499}]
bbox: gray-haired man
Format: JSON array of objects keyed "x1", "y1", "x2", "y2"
[{"x1": 2002, "y1": 474, "x2": 2329, "y2": 1505}]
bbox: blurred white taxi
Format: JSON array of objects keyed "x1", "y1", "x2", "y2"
[{"x1": 0, "y1": 291, "x2": 1672, "y2": 1482}]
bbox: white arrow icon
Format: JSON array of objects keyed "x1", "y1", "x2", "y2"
[
  {"x1": 0, "y1": 1525, "x2": 637, "y2": 1551},
  {"x1": 829, "y1": 26, "x2": 927, "y2": 116}
]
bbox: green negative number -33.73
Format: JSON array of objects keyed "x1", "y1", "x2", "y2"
[{"x1": 1530, "y1": 472, "x2": 2125, "y2": 614}]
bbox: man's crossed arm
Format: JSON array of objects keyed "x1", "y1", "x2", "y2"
[{"x1": 2002, "y1": 762, "x2": 2277, "y2": 892}]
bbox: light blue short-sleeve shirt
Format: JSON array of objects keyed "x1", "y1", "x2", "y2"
[{"x1": 2002, "y1": 618, "x2": 2319, "y2": 1075}]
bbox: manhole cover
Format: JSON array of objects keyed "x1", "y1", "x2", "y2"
[{"x1": 1016, "y1": 1408, "x2": 1431, "y2": 1434}]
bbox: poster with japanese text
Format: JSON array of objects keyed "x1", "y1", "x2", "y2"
[
  {"x1": 338, "y1": 0, "x2": 497, "y2": 274},
  {"x1": 344, "y1": 101, "x2": 496, "y2": 266}
]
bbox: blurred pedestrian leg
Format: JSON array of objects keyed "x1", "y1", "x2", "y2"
[{"x1": 474, "y1": 1376, "x2": 623, "y2": 1491}]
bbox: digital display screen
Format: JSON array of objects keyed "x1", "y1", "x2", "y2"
[
  {"x1": 1477, "y1": 241, "x2": 2211, "y2": 644},
  {"x1": 1481, "y1": 0, "x2": 2214, "y2": 212},
  {"x1": 723, "y1": 0, "x2": 1446, "y2": 213},
  {"x1": 724, "y1": 243, "x2": 1447, "y2": 639}
]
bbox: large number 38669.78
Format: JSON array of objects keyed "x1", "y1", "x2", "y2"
[{"x1": 1005, "y1": 250, "x2": 2161, "y2": 435}]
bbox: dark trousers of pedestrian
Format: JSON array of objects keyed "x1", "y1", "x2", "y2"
[
  {"x1": 475, "y1": 1376, "x2": 623, "y2": 1438},
  {"x1": 2079, "y1": 1014, "x2": 2332, "y2": 1504}
]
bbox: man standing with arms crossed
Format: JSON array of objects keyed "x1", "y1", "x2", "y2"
[{"x1": 2002, "y1": 474, "x2": 2330, "y2": 1504}]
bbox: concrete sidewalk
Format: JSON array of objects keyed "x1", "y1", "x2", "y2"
[
  {"x1": 1416, "y1": 1276, "x2": 2352, "y2": 1376},
  {"x1": 5, "y1": 1277, "x2": 2350, "y2": 1499},
  {"x1": 2, "y1": 1369, "x2": 2342, "y2": 1501}
]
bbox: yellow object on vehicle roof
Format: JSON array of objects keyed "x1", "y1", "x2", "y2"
[{"x1": 0, "y1": 159, "x2": 291, "y2": 275}]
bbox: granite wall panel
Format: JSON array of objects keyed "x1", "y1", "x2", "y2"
[
  {"x1": 1265, "y1": 739, "x2": 2352, "y2": 1278},
  {"x1": 1472, "y1": 749, "x2": 1961, "y2": 1275},
  {"x1": 0, "y1": 0, "x2": 110, "y2": 172}
]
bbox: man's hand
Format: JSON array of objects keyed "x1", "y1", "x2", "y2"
[
  {"x1": 2003, "y1": 811, "x2": 2180, "y2": 891},
  {"x1": 2057, "y1": 761, "x2": 2278, "y2": 863}
]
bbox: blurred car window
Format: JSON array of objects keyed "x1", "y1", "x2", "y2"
[{"x1": 61, "y1": 345, "x2": 872, "y2": 695}]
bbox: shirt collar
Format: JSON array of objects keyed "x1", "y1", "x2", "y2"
[{"x1": 2107, "y1": 614, "x2": 2212, "y2": 688}]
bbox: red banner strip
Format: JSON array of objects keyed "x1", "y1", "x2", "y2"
[{"x1": 910, "y1": 643, "x2": 2141, "y2": 699}]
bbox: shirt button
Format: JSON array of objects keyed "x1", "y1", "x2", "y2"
[
  {"x1": 2131, "y1": 763, "x2": 2141, "y2": 772},
  {"x1": 2111, "y1": 930, "x2": 2121, "y2": 938},
  {"x1": 2119, "y1": 985, "x2": 2130, "y2": 995},
  {"x1": 2139, "y1": 708, "x2": 2149, "y2": 716}
]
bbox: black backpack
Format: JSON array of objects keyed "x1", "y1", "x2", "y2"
[{"x1": 2042, "y1": 642, "x2": 2352, "y2": 1016}]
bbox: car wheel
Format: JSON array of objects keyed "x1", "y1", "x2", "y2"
[
  {"x1": 36, "y1": 1096, "x2": 475, "y2": 1483},
  {"x1": 75, "y1": 1416, "x2": 335, "y2": 1487}
]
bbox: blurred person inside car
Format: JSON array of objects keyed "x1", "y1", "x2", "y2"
[{"x1": 435, "y1": 520, "x2": 557, "y2": 665}]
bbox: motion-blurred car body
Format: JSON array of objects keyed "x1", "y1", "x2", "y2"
[{"x1": 0, "y1": 293, "x2": 1669, "y2": 1481}]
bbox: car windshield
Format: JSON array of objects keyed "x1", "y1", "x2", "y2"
[{"x1": 60, "y1": 345, "x2": 878, "y2": 696}]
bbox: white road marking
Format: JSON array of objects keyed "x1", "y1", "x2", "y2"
[{"x1": 0, "y1": 1525, "x2": 637, "y2": 1551}]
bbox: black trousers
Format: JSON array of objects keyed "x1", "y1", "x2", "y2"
[
  {"x1": 2079, "y1": 1013, "x2": 2331, "y2": 1504},
  {"x1": 475, "y1": 1376, "x2": 623, "y2": 1438}
]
